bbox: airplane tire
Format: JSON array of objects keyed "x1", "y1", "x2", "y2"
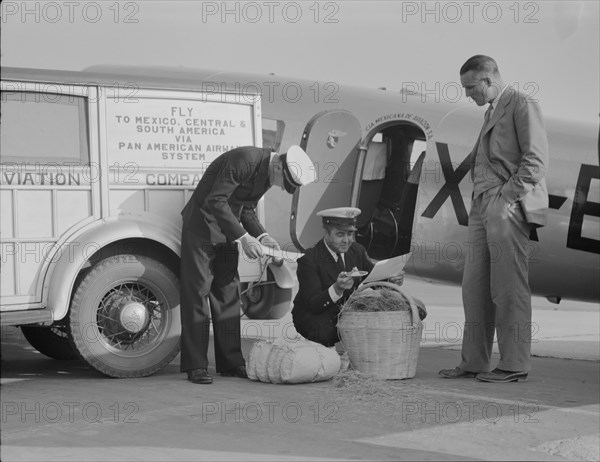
[
  {"x1": 69, "y1": 254, "x2": 181, "y2": 378},
  {"x1": 20, "y1": 324, "x2": 79, "y2": 360}
]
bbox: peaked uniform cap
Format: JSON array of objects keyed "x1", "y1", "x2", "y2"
[
  {"x1": 281, "y1": 145, "x2": 316, "y2": 193},
  {"x1": 317, "y1": 207, "x2": 361, "y2": 230}
]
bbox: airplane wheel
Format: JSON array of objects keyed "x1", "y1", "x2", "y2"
[
  {"x1": 20, "y1": 324, "x2": 79, "y2": 360},
  {"x1": 69, "y1": 254, "x2": 181, "y2": 378}
]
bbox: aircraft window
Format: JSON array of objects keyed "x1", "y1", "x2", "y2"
[
  {"x1": 0, "y1": 91, "x2": 89, "y2": 165},
  {"x1": 262, "y1": 118, "x2": 285, "y2": 152}
]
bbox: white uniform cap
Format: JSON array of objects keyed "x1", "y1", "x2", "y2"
[
  {"x1": 316, "y1": 207, "x2": 362, "y2": 230},
  {"x1": 281, "y1": 145, "x2": 316, "y2": 193}
]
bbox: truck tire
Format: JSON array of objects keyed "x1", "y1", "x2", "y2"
[
  {"x1": 241, "y1": 268, "x2": 292, "y2": 320},
  {"x1": 69, "y1": 254, "x2": 181, "y2": 378},
  {"x1": 20, "y1": 324, "x2": 79, "y2": 360}
]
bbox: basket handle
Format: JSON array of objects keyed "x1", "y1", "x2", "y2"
[{"x1": 354, "y1": 281, "x2": 422, "y2": 329}]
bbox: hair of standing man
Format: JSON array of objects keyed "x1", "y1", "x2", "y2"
[{"x1": 460, "y1": 55, "x2": 500, "y2": 76}]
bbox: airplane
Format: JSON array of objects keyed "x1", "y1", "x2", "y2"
[{"x1": 159, "y1": 66, "x2": 598, "y2": 305}]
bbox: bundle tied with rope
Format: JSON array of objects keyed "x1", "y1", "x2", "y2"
[{"x1": 337, "y1": 281, "x2": 427, "y2": 379}]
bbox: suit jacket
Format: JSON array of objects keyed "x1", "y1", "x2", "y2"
[
  {"x1": 292, "y1": 239, "x2": 374, "y2": 343},
  {"x1": 181, "y1": 146, "x2": 271, "y2": 242},
  {"x1": 470, "y1": 87, "x2": 550, "y2": 227}
]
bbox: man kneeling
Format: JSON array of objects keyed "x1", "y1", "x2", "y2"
[{"x1": 292, "y1": 207, "x2": 403, "y2": 347}]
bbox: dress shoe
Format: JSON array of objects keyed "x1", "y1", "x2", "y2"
[
  {"x1": 220, "y1": 365, "x2": 248, "y2": 379},
  {"x1": 476, "y1": 368, "x2": 528, "y2": 383},
  {"x1": 187, "y1": 368, "x2": 213, "y2": 384},
  {"x1": 438, "y1": 367, "x2": 478, "y2": 379}
]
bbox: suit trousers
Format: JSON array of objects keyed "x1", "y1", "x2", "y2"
[
  {"x1": 180, "y1": 223, "x2": 245, "y2": 373},
  {"x1": 459, "y1": 186, "x2": 533, "y2": 373}
]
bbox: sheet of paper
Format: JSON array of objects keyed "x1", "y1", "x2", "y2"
[
  {"x1": 259, "y1": 244, "x2": 303, "y2": 262},
  {"x1": 361, "y1": 254, "x2": 408, "y2": 284}
]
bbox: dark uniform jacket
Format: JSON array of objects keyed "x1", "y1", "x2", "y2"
[
  {"x1": 181, "y1": 146, "x2": 272, "y2": 242},
  {"x1": 292, "y1": 239, "x2": 374, "y2": 346}
]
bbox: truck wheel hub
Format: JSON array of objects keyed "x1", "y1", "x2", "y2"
[{"x1": 119, "y1": 302, "x2": 149, "y2": 333}]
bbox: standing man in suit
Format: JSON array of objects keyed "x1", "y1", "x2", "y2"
[
  {"x1": 180, "y1": 145, "x2": 315, "y2": 384},
  {"x1": 292, "y1": 207, "x2": 404, "y2": 347},
  {"x1": 439, "y1": 55, "x2": 549, "y2": 383}
]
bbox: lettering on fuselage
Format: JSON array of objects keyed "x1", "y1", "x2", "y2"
[
  {"x1": 421, "y1": 142, "x2": 471, "y2": 226},
  {"x1": 567, "y1": 164, "x2": 600, "y2": 254}
]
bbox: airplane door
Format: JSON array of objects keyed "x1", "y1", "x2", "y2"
[{"x1": 291, "y1": 109, "x2": 362, "y2": 251}]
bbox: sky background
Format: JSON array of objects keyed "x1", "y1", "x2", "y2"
[{"x1": 1, "y1": 0, "x2": 599, "y2": 123}]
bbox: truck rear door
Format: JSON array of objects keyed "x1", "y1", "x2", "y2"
[{"x1": 0, "y1": 82, "x2": 99, "y2": 309}]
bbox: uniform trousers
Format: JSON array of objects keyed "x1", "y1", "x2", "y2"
[
  {"x1": 292, "y1": 307, "x2": 341, "y2": 347},
  {"x1": 179, "y1": 222, "x2": 245, "y2": 373},
  {"x1": 459, "y1": 185, "x2": 533, "y2": 373}
]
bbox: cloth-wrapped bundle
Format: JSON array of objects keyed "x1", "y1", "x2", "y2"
[{"x1": 247, "y1": 336, "x2": 341, "y2": 384}]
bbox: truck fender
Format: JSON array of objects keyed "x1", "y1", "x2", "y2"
[{"x1": 44, "y1": 213, "x2": 181, "y2": 322}]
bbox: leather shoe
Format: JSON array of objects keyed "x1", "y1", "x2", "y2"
[
  {"x1": 438, "y1": 367, "x2": 477, "y2": 379},
  {"x1": 220, "y1": 365, "x2": 248, "y2": 379},
  {"x1": 187, "y1": 368, "x2": 213, "y2": 384},
  {"x1": 476, "y1": 368, "x2": 528, "y2": 383}
]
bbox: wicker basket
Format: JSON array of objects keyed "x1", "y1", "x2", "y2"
[{"x1": 337, "y1": 282, "x2": 423, "y2": 380}]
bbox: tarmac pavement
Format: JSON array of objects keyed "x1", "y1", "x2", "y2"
[{"x1": 1, "y1": 278, "x2": 599, "y2": 461}]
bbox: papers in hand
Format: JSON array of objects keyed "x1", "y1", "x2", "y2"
[
  {"x1": 259, "y1": 244, "x2": 302, "y2": 262},
  {"x1": 361, "y1": 254, "x2": 408, "y2": 284}
]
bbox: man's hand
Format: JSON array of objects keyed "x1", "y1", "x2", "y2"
[
  {"x1": 259, "y1": 234, "x2": 283, "y2": 265},
  {"x1": 333, "y1": 271, "x2": 354, "y2": 295},
  {"x1": 239, "y1": 233, "x2": 263, "y2": 259},
  {"x1": 259, "y1": 234, "x2": 280, "y2": 249}
]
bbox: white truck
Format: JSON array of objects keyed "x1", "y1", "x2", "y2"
[{"x1": 0, "y1": 66, "x2": 292, "y2": 377}]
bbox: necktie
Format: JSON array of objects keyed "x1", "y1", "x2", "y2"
[
  {"x1": 336, "y1": 253, "x2": 346, "y2": 272},
  {"x1": 483, "y1": 103, "x2": 493, "y2": 129},
  {"x1": 471, "y1": 103, "x2": 494, "y2": 181}
]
